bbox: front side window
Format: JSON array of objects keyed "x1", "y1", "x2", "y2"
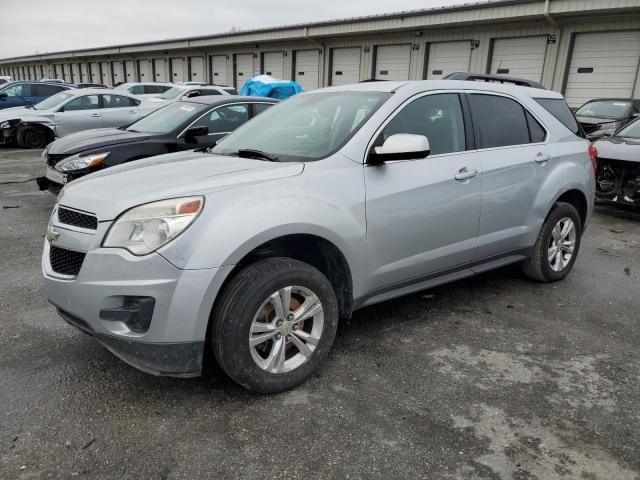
[
  {"x1": 3, "y1": 83, "x2": 32, "y2": 97},
  {"x1": 378, "y1": 93, "x2": 466, "y2": 155},
  {"x1": 62, "y1": 95, "x2": 100, "y2": 111},
  {"x1": 126, "y1": 101, "x2": 205, "y2": 134},
  {"x1": 102, "y1": 94, "x2": 139, "y2": 108},
  {"x1": 212, "y1": 92, "x2": 390, "y2": 162},
  {"x1": 128, "y1": 85, "x2": 144, "y2": 95},
  {"x1": 575, "y1": 100, "x2": 631, "y2": 119},
  {"x1": 193, "y1": 104, "x2": 249, "y2": 133},
  {"x1": 469, "y1": 94, "x2": 530, "y2": 148}
]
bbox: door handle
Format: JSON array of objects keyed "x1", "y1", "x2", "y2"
[
  {"x1": 90, "y1": 113, "x2": 101, "y2": 117},
  {"x1": 454, "y1": 167, "x2": 478, "y2": 181},
  {"x1": 535, "y1": 152, "x2": 551, "y2": 163}
]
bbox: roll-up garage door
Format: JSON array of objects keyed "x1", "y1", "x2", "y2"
[
  {"x1": 139, "y1": 60, "x2": 153, "y2": 81},
  {"x1": 171, "y1": 58, "x2": 185, "y2": 82},
  {"x1": 294, "y1": 50, "x2": 320, "y2": 91},
  {"x1": 125, "y1": 60, "x2": 136, "y2": 82},
  {"x1": 489, "y1": 36, "x2": 547, "y2": 82},
  {"x1": 100, "y1": 62, "x2": 110, "y2": 85},
  {"x1": 80, "y1": 63, "x2": 89, "y2": 82},
  {"x1": 331, "y1": 47, "x2": 361, "y2": 86},
  {"x1": 374, "y1": 44, "x2": 411, "y2": 81},
  {"x1": 189, "y1": 57, "x2": 204, "y2": 82},
  {"x1": 154, "y1": 59, "x2": 167, "y2": 82},
  {"x1": 63, "y1": 64, "x2": 72, "y2": 83},
  {"x1": 112, "y1": 61, "x2": 124, "y2": 84},
  {"x1": 211, "y1": 55, "x2": 228, "y2": 85},
  {"x1": 262, "y1": 52, "x2": 284, "y2": 79},
  {"x1": 426, "y1": 41, "x2": 472, "y2": 79},
  {"x1": 71, "y1": 63, "x2": 80, "y2": 83},
  {"x1": 235, "y1": 54, "x2": 255, "y2": 89},
  {"x1": 564, "y1": 30, "x2": 640, "y2": 108},
  {"x1": 90, "y1": 62, "x2": 100, "y2": 83}
]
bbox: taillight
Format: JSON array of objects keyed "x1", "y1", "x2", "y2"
[{"x1": 588, "y1": 144, "x2": 598, "y2": 172}]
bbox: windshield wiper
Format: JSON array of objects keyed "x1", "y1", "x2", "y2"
[{"x1": 237, "y1": 149, "x2": 279, "y2": 162}]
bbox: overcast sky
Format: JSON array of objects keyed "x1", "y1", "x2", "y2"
[{"x1": 0, "y1": 0, "x2": 466, "y2": 59}]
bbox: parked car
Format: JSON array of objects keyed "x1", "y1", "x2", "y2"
[
  {"x1": 43, "y1": 80, "x2": 595, "y2": 393},
  {"x1": 0, "y1": 80, "x2": 75, "y2": 110},
  {"x1": 147, "y1": 84, "x2": 238, "y2": 105},
  {"x1": 592, "y1": 117, "x2": 640, "y2": 207},
  {"x1": 0, "y1": 89, "x2": 159, "y2": 149},
  {"x1": 75, "y1": 83, "x2": 107, "y2": 89},
  {"x1": 38, "y1": 96, "x2": 278, "y2": 193},
  {"x1": 114, "y1": 82, "x2": 174, "y2": 97},
  {"x1": 0, "y1": 75, "x2": 12, "y2": 85},
  {"x1": 574, "y1": 98, "x2": 640, "y2": 139}
]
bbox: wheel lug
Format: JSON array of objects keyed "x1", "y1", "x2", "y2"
[
  {"x1": 287, "y1": 314, "x2": 294, "y2": 321},
  {"x1": 275, "y1": 333, "x2": 281, "y2": 340},
  {"x1": 292, "y1": 323, "x2": 298, "y2": 330},
  {"x1": 286, "y1": 335, "x2": 292, "y2": 341}
]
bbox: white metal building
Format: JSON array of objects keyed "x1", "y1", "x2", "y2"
[{"x1": 1, "y1": 0, "x2": 639, "y2": 106}]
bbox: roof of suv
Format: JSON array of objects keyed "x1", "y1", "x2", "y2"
[
  {"x1": 1, "y1": 80, "x2": 76, "y2": 89},
  {"x1": 315, "y1": 79, "x2": 564, "y2": 99}
]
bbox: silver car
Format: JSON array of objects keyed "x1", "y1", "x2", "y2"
[
  {"x1": 42, "y1": 80, "x2": 595, "y2": 393},
  {"x1": 113, "y1": 82, "x2": 174, "y2": 97},
  {"x1": 0, "y1": 89, "x2": 160, "y2": 148}
]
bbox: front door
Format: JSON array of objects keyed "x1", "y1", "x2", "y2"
[
  {"x1": 364, "y1": 92, "x2": 481, "y2": 291},
  {"x1": 54, "y1": 94, "x2": 102, "y2": 137}
]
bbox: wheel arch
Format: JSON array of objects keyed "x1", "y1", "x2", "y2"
[
  {"x1": 17, "y1": 122, "x2": 55, "y2": 144},
  {"x1": 554, "y1": 188, "x2": 588, "y2": 228}
]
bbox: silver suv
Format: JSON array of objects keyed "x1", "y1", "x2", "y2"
[{"x1": 42, "y1": 80, "x2": 595, "y2": 393}]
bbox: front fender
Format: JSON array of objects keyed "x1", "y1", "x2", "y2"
[{"x1": 158, "y1": 159, "x2": 368, "y2": 296}]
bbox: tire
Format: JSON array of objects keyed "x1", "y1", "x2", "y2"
[
  {"x1": 522, "y1": 202, "x2": 582, "y2": 282},
  {"x1": 16, "y1": 126, "x2": 49, "y2": 149},
  {"x1": 209, "y1": 257, "x2": 339, "y2": 393}
]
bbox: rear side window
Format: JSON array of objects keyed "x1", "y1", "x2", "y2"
[
  {"x1": 533, "y1": 97, "x2": 584, "y2": 138},
  {"x1": 253, "y1": 103, "x2": 273, "y2": 116},
  {"x1": 200, "y1": 89, "x2": 222, "y2": 96},
  {"x1": 129, "y1": 85, "x2": 145, "y2": 95},
  {"x1": 468, "y1": 94, "x2": 530, "y2": 148},
  {"x1": 35, "y1": 84, "x2": 64, "y2": 97},
  {"x1": 526, "y1": 111, "x2": 546, "y2": 143},
  {"x1": 102, "y1": 94, "x2": 140, "y2": 108},
  {"x1": 145, "y1": 85, "x2": 170, "y2": 94}
]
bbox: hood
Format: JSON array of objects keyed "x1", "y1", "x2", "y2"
[
  {"x1": 47, "y1": 128, "x2": 153, "y2": 155},
  {"x1": 593, "y1": 136, "x2": 640, "y2": 163},
  {"x1": 58, "y1": 151, "x2": 304, "y2": 220},
  {"x1": 0, "y1": 106, "x2": 53, "y2": 122},
  {"x1": 576, "y1": 116, "x2": 622, "y2": 125}
]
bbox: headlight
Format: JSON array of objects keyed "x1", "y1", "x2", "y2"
[
  {"x1": 0, "y1": 121, "x2": 11, "y2": 129},
  {"x1": 56, "y1": 152, "x2": 110, "y2": 172},
  {"x1": 599, "y1": 122, "x2": 621, "y2": 132},
  {"x1": 102, "y1": 196, "x2": 204, "y2": 255}
]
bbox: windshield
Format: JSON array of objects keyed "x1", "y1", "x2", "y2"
[
  {"x1": 158, "y1": 87, "x2": 185, "y2": 100},
  {"x1": 113, "y1": 84, "x2": 129, "y2": 91},
  {"x1": 34, "y1": 92, "x2": 74, "y2": 110},
  {"x1": 614, "y1": 119, "x2": 640, "y2": 139},
  {"x1": 212, "y1": 92, "x2": 391, "y2": 162},
  {"x1": 126, "y1": 101, "x2": 204, "y2": 134},
  {"x1": 576, "y1": 100, "x2": 631, "y2": 119}
]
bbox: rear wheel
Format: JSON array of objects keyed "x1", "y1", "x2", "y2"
[
  {"x1": 522, "y1": 202, "x2": 582, "y2": 282},
  {"x1": 16, "y1": 126, "x2": 49, "y2": 149},
  {"x1": 209, "y1": 257, "x2": 339, "y2": 393}
]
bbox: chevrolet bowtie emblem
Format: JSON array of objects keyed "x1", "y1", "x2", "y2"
[{"x1": 46, "y1": 227, "x2": 60, "y2": 243}]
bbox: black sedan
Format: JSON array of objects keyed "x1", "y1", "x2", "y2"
[
  {"x1": 593, "y1": 118, "x2": 640, "y2": 208},
  {"x1": 37, "y1": 95, "x2": 278, "y2": 194},
  {"x1": 574, "y1": 98, "x2": 640, "y2": 140}
]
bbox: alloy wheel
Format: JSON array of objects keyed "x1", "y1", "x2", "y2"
[{"x1": 548, "y1": 217, "x2": 576, "y2": 272}]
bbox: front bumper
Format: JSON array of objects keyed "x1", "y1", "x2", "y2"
[{"x1": 42, "y1": 209, "x2": 232, "y2": 377}]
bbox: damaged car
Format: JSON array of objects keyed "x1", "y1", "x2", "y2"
[
  {"x1": 593, "y1": 117, "x2": 640, "y2": 208},
  {"x1": 575, "y1": 98, "x2": 640, "y2": 140},
  {"x1": 0, "y1": 89, "x2": 159, "y2": 149}
]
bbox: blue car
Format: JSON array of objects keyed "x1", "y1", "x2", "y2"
[{"x1": 0, "y1": 81, "x2": 75, "y2": 110}]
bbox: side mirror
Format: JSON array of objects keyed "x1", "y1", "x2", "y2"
[
  {"x1": 184, "y1": 126, "x2": 208, "y2": 142},
  {"x1": 0, "y1": 92, "x2": 7, "y2": 100},
  {"x1": 368, "y1": 134, "x2": 430, "y2": 164}
]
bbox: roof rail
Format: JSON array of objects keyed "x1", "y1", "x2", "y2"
[{"x1": 442, "y1": 72, "x2": 544, "y2": 89}]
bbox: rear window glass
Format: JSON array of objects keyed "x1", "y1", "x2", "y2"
[{"x1": 534, "y1": 98, "x2": 584, "y2": 138}]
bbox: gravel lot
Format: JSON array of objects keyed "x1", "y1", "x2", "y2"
[{"x1": 1, "y1": 146, "x2": 639, "y2": 480}]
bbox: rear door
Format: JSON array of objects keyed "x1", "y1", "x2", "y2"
[
  {"x1": 364, "y1": 92, "x2": 482, "y2": 289},
  {"x1": 466, "y1": 92, "x2": 550, "y2": 260},
  {"x1": 55, "y1": 94, "x2": 103, "y2": 136},
  {"x1": 100, "y1": 94, "x2": 142, "y2": 128}
]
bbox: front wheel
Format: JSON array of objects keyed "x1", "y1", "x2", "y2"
[
  {"x1": 522, "y1": 202, "x2": 582, "y2": 282},
  {"x1": 210, "y1": 257, "x2": 339, "y2": 393},
  {"x1": 16, "y1": 126, "x2": 50, "y2": 149}
]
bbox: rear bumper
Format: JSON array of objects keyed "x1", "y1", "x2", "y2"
[{"x1": 57, "y1": 307, "x2": 204, "y2": 376}]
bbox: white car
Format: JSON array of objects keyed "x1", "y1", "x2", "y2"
[
  {"x1": 0, "y1": 75, "x2": 12, "y2": 85},
  {"x1": 113, "y1": 82, "x2": 174, "y2": 98},
  {"x1": 147, "y1": 84, "x2": 237, "y2": 105},
  {"x1": 0, "y1": 88, "x2": 160, "y2": 148}
]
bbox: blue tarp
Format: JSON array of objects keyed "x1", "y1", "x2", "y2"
[{"x1": 239, "y1": 75, "x2": 303, "y2": 99}]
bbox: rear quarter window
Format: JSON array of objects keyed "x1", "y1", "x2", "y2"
[{"x1": 534, "y1": 98, "x2": 585, "y2": 138}]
